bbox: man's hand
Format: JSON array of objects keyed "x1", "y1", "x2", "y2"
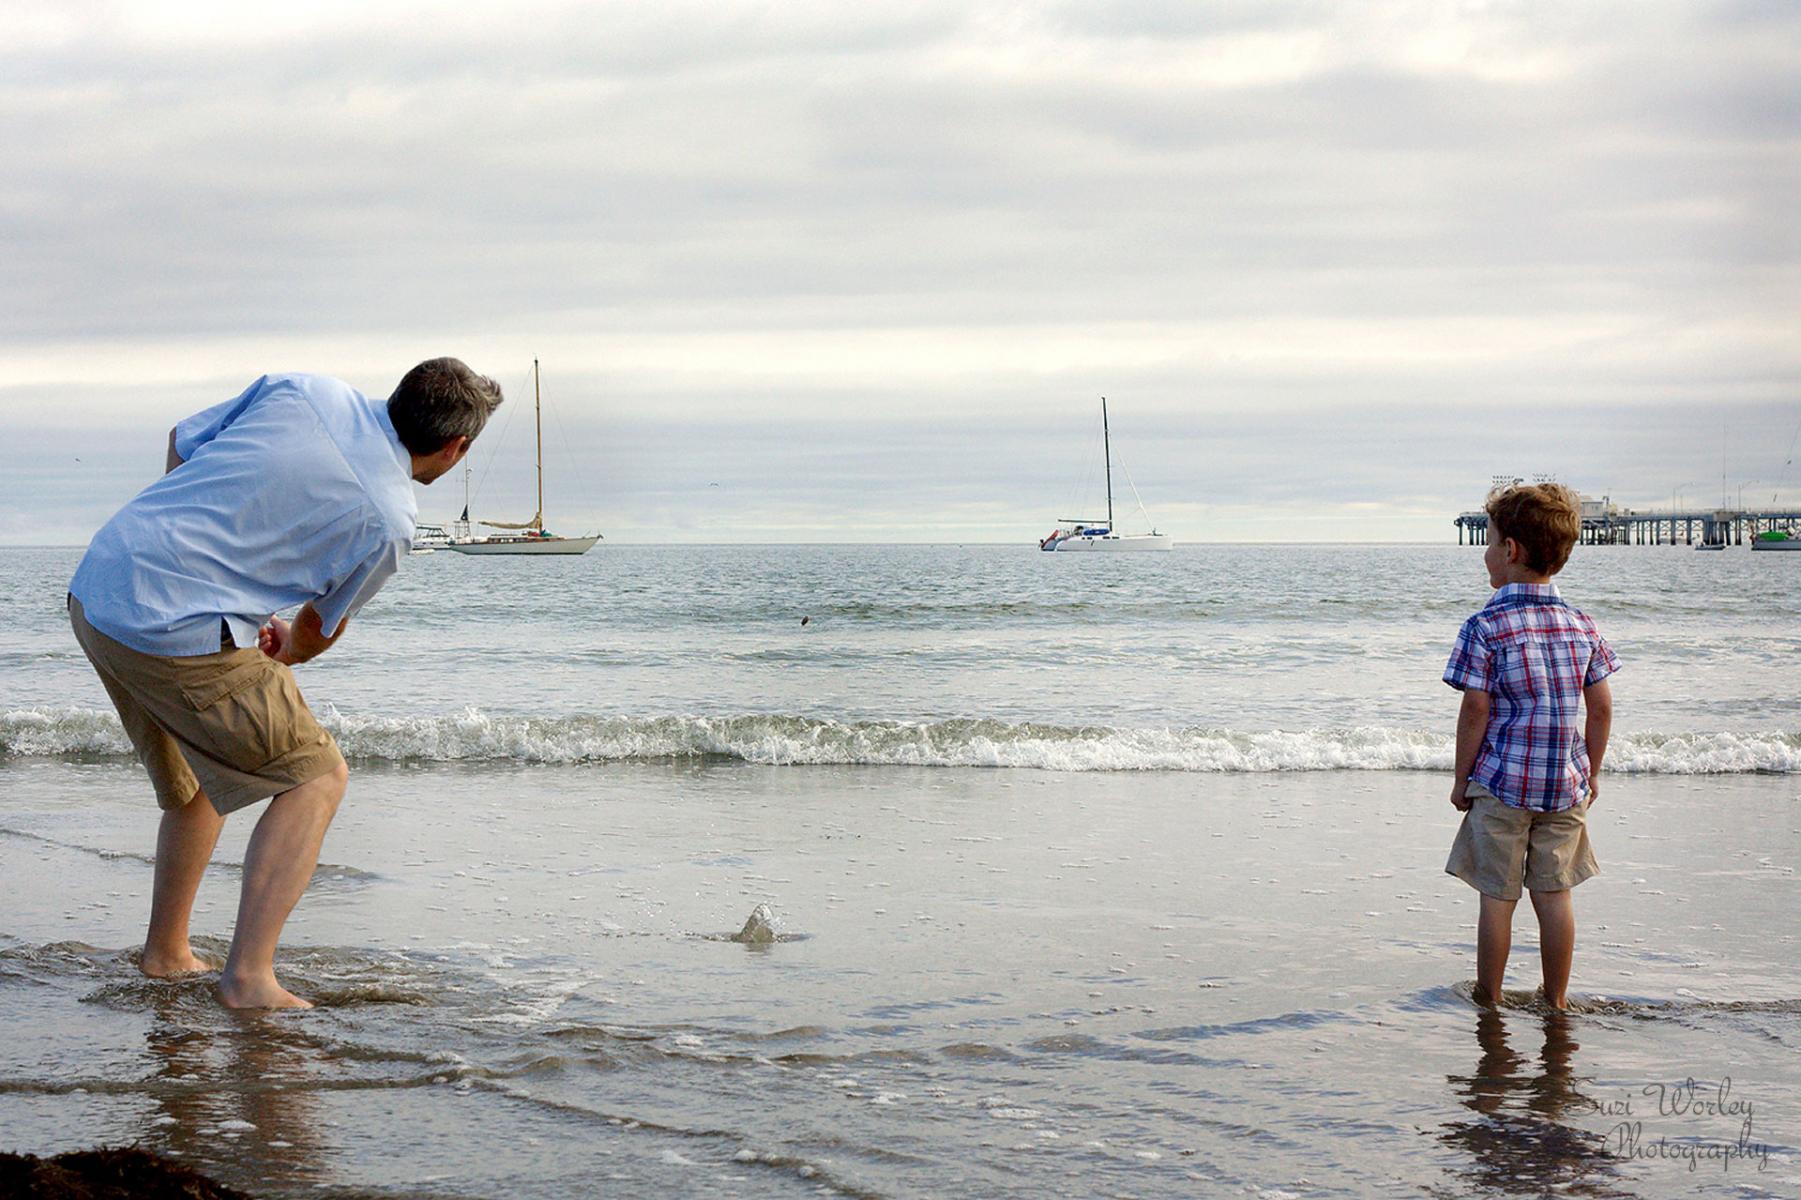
[
  {"x1": 257, "y1": 604, "x2": 343, "y2": 665},
  {"x1": 258, "y1": 616, "x2": 294, "y2": 664},
  {"x1": 1450, "y1": 785, "x2": 1473, "y2": 813},
  {"x1": 1586, "y1": 777, "x2": 1601, "y2": 807}
]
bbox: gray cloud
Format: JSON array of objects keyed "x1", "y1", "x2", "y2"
[{"x1": 1, "y1": 1, "x2": 1796, "y2": 542}]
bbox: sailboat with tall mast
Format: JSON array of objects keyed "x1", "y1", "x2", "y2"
[
  {"x1": 445, "y1": 359, "x2": 600, "y2": 556},
  {"x1": 1039, "y1": 399, "x2": 1172, "y2": 552}
]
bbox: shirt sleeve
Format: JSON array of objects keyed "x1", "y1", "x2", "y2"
[
  {"x1": 1443, "y1": 615, "x2": 1493, "y2": 692},
  {"x1": 173, "y1": 377, "x2": 269, "y2": 460},
  {"x1": 1584, "y1": 630, "x2": 1621, "y2": 686},
  {"x1": 313, "y1": 531, "x2": 406, "y2": 638}
]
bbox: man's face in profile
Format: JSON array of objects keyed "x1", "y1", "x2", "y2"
[{"x1": 414, "y1": 436, "x2": 471, "y2": 485}]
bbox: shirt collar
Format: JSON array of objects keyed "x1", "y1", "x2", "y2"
[
  {"x1": 1488, "y1": 581, "x2": 1562, "y2": 606},
  {"x1": 375, "y1": 400, "x2": 412, "y2": 479}
]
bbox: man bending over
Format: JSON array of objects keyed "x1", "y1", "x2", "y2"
[{"x1": 68, "y1": 358, "x2": 501, "y2": 1008}]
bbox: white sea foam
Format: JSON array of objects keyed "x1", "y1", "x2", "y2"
[
  {"x1": 0, "y1": 706, "x2": 134, "y2": 757},
  {"x1": 4, "y1": 706, "x2": 1797, "y2": 774}
]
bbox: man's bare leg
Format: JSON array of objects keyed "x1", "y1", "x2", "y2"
[
  {"x1": 1474, "y1": 893, "x2": 1517, "y2": 1007},
  {"x1": 1529, "y1": 888, "x2": 1575, "y2": 1010},
  {"x1": 218, "y1": 761, "x2": 348, "y2": 1010},
  {"x1": 142, "y1": 789, "x2": 226, "y2": 977}
]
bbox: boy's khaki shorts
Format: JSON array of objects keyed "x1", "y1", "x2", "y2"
[
  {"x1": 1446, "y1": 782, "x2": 1598, "y2": 901},
  {"x1": 70, "y1": 595, "x2": 344, "y2": 816}
]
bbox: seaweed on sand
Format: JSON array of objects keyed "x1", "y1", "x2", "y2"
[{"x1": 0, "y1": 1146, "x2": 252, "y2": 1199}]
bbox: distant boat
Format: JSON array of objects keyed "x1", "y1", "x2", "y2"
[
  {"x1": 1694, "y1": 541, "x2": 1726, "y2": 551},
  {"x1": 1039, "y1": 399, "x2": 1172, "y2": 552},
  {"x1": 1751, "y1": 530, "x2": 1801, "y2": 552},
  {"x1": 410, "y1": 522, "x2": 450, "y2": 554},
  {"x1": 446, "y1": 359, "x2": 599, "y2": 556}
]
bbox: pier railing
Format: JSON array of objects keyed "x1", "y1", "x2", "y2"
[{"x1": 1455, "y1": 508, "x2": 1801, "y2": 546}]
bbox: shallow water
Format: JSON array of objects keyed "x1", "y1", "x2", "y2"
[
  {"x1": 1, "y1": 543, "x2": 1798, "y2": 1196},
  {"x1": 1, "y1": 761, "x2": 1797, "y2": 1197}
]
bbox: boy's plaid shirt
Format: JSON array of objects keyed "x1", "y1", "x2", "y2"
[{"x1": 1444, "y1": 582, "x2": 1619, "y2": 813}]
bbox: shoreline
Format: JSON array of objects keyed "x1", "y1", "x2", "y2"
[{"x1": 2, "y1": 761, "x2": 1796, "y2": 1198}]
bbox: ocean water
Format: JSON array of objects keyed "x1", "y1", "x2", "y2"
[{"x1": 1, "y1": 543, "x2": 1797, "y2": 1198}]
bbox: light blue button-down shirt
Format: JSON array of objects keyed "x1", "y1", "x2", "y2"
[{"x1": 70, "y1": 374, "x2": 418, "y2": 656}]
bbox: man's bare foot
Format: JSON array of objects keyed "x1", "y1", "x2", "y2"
[
  {"x1": 140, "y1": 946, "x2": 216, "y2": 978},
  {"x1": 217, "y1": 970, "x2": 312, "y2": 1010},
  {"x1": 1530, "y1": 984, "x2": 1570, "y2": 1011}
]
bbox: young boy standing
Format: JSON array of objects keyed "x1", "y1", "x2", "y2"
[{"x1": 1443, "y1": 483, "x2": 1618, "y2": 1009}]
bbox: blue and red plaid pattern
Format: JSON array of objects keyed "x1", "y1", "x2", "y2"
[{"x1": 1444, "y1": 582, "x2": 1619, "y2": 812}]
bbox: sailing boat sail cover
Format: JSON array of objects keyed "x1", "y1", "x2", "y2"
[{"x1": 480, "y1": 514, "x2": 542, "y2": 530}]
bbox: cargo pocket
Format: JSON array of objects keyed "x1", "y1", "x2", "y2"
[{"x1": 177, "y1": 653, "x2": 288, "y2": 771}]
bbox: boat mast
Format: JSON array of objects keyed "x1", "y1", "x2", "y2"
[
  {"x1": 1102, "y1": 397, "x2": 1113, "y2": 532},
  {"x1": 534, "y1": 358, "x2": 544, "y2": 533}
]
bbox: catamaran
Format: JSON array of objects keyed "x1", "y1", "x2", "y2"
[
  {"x1": 445, "y1": 359, "x2": 599, "y2": 556},
  {"x1": 1039, "y1": 399, "x2": 1172, "y2": 552}
]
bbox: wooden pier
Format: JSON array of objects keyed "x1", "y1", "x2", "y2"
[{"x1": 1456, "y1": 506, "x2": 1801, "y2": 546}]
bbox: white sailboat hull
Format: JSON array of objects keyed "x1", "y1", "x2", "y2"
[
  {"x1": 1039, "y1": 399, "x2": 1173, "y2": 553},
  {"x1": 446, "y1": 535, "x2": 599, "y2": 556},
  {"x1": 1049, "y1": 533, "x2": 1173, "y2": 552}
]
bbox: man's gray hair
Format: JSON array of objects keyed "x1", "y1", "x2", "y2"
[{"x1": 388, "y1": 358, "x2": 504, "y2": 456}]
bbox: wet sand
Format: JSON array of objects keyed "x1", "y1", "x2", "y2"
[{"x1": 1, "y1": 757, "x2": 1796, "y2": 1197}]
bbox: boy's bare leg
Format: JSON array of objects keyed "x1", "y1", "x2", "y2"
[
  {"x1": 1529, "y1": 888, "x2": 1575, "y2": 1010},
  {"x1": 1475, "y1": 893, "x2": 1517, "y2": 1006},
  {"x1": 218, "y1": 761, "x2": 348, "y2": 1010},
  {"x1": 142, "y1": 789, "x2": 227, "y2": 977}
]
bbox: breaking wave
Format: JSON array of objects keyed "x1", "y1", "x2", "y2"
[{"x1": 4, "y1": 707, "x2": 1798, "y2": 774}]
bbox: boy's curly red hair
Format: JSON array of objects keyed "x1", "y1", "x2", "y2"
[{"x1": 1486, "y1": 483, "x2": 1582, "y2": 575}]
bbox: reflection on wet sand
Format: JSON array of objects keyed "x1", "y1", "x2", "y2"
[
  {"x1": 140, "y1": 988, "x2": 326, "y2": 1193},
  {"x1": 1439, "y1": 1008, "x2": 1631, "y2": 1198}
]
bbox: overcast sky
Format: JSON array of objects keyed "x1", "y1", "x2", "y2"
[{"x1": 3, "y1": 0, "x2": 1797, "y2": 544}]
